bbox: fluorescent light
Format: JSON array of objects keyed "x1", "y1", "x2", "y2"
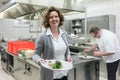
[
  {"x1": 3, "y1": 3, "x2": 19, "y2": 12},
  {"x1": 63, "y1": 11, "x2": 80, "y2": 15}
]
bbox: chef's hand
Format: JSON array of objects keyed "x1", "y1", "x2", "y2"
[
  {"x1": 84, "y1": 48, "x2": 91, "y2": 53},
  {"x1": 93, "y1": 50, "x2": 101, "y2": 56}
]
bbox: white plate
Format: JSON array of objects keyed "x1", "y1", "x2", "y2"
[
  {"x1": 40, "y1": 60, "x2": 73, "y2": 71},
  {"x1": 78, "y1": 55, "x2": 94, "y2": 59}
]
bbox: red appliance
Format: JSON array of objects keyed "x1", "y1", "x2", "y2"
[{"x1": 8, "y1": 40, "x2": 35, "y2": 56}]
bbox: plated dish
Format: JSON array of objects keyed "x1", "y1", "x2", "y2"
[
  {"x1": 40, "y1": 60, "x2": 73, "y2": 71},
  {"x1": 78, "y1": 55, "x2": 94, "y2": 59}
]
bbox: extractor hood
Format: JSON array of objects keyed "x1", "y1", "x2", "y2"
[{"x1": 0, "y1": 0, "x2": 86, "y2": 19}]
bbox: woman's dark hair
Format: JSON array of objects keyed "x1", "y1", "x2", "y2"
[
  {"x1": 89, "y1": 26, "x2": 100, "y2": 34},
  {"x1": 42, "y1": 6, "x2": 64, "y2": 28}
]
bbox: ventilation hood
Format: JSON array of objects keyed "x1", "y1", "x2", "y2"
[{"x1": 0, "y1": 0, "x2": 86, "y2": 19}]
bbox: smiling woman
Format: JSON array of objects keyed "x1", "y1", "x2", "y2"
[{"x1": 33, "y1": 6, "x2": 72, "y2": 80}]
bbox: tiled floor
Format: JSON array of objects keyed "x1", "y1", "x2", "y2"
[{"x1": 0, "y1": 61, "x2": 107, "y2": 80}]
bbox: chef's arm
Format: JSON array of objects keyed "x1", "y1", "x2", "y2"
[
  {"x1": 84, "y1": 43, "x2": 98, "y2": 53},
  {"x1": 93, "y1": 51, "x2": 114, "y2": 56}
]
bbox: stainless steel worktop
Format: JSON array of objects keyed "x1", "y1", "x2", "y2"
[
  {"x1": 0, "y1": 41, "x2": 101, "y2": 66},
  {"x1": 72, "y1": 54, "x2": 101, "y2": 65},
  {"x1": 0, "y1": 41, "x2": 101, "y2": 80}
]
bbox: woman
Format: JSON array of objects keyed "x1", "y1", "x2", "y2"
[{"x1": 33, "y1": 6, "x2": 72, "y2": 80}]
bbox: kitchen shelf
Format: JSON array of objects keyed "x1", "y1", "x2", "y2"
[{"x1": 71, "y1": 19, "x2": 85, "y2": 34}]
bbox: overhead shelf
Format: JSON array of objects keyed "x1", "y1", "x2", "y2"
[{"x1": 0, "y1": 0, "x2": 86, "y2": 19}]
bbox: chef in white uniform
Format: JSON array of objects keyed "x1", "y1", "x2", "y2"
[{"x1": 84, "y1": 26, "x2": 120, "y2": 80}]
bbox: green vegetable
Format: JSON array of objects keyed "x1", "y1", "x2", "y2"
[
  {"x1": 18, "y1": 50, "x2": 26, "y2": 58},
  {"x1": 51, "y1": 61, "x2": 63, "y2": 69}
]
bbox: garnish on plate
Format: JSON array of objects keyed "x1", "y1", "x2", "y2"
[{"x1": 49, "y1": 60, "x2": 63, "y2": 69}]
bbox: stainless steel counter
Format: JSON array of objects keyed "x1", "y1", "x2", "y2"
[
  {"x1": 8, "y1": 53, "x2": 101, "y2": 80},
  {"x1": 72, "y1": 54, "x2": 100, "y2": 63},
  {"x1": 0, "y1": 42, "x2": 101, "y2": 80},
  {"x1": 0, "y1": 42, "x2": 41, "y2": 80},
  {"x1": 69, "y1": 55, "x2": 101, "y2": 80}
]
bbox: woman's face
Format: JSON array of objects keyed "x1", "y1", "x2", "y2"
[{"x1": 49, "y1": 11, "x2": 60, "y2": 28}]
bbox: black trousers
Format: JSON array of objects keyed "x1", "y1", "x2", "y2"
[
  {"x1": 54, "y1": 76, "x2": 67, "y2": 80},
  {"x1": 107, "y1": 60, "x2": 119, "y2": 80}
]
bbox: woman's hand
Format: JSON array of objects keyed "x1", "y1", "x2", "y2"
[
  {"x1": 38, "y1": 59, "x2": 45, "y2": 65},
  {"x1": 67, "y1": 56, "x2": 73, "y2": 63}
]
